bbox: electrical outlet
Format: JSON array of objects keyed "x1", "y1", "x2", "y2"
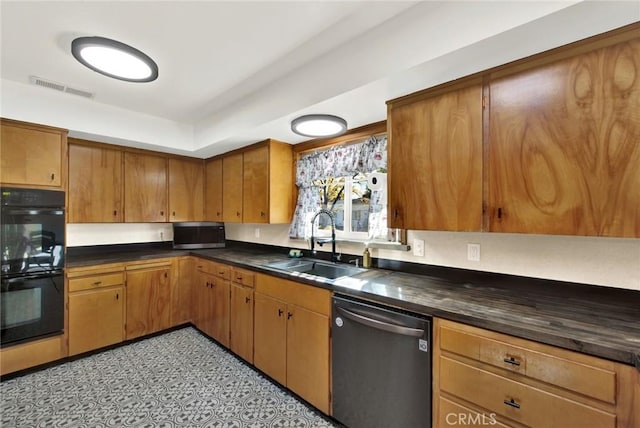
[
  {"x1": 467, "y1": 243, "x2": 481, "y2": 262},
  {"x1": 254, "y1": 228, "x2": 260, "y2": 238},
  {"x1": 413, "y1": 239, "x2": 425, "y2": 257}
]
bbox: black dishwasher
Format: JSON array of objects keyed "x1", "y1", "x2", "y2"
[{"x1": 332, "y1": 295, "x2": 431, "y2": 428}]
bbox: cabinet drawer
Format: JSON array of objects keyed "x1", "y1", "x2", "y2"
[
  {"x1": 440, "y1": 325, "x2": 616, "y2": 404},
  {"x1": 68, "y1": 272, "x2": 125, "y2": 292},
  {"x1": 196, "y1": 260, "x2": 230, "y2": 279},
  {"x1": 440, "y1": 356, "x2": 615, "y2": 428},
  {"x1": 256, "y1": 273, "x2": 331, "y2": 316},
  {"x1": 233, "y1": 268, "x2": 254, "y2": 287}
]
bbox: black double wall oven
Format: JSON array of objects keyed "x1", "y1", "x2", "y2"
[{"x1": 1, "y1": 187, "x2": 65, "y2": 347}]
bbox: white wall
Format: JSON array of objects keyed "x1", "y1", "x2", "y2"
[
  {"x1": 224, "y1": 223, "x2": 640, "y2": 292},
  {"x1": 67, "y1": 223, "x2": 173, "y2": 247}
]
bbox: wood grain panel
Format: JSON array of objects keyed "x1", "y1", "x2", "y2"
[
  {"x1": 124, "y1": 152, "x2": 168, "y2": 222},
  {"x1": 204, "y1": 158, "x2": 223, "y2": 221},
  {"x1": 68, "y1": 272, "x2": 125, "y2": 293},
  {"x1": 68, "y1": 143, "x2": 122, "y2": 222},
  {"x1": 0, "y1": 335, "x2": 65, "y2": 376},
  {"x1": 222, "y1": 153, "x2": 243, "y2": 222},
  {"x1": 255, "y1": 273, "x2": 331, "y2": 316},
  {"x1": 232, "y1": 268, "x2": 254, "y2": 287},
  {"x1": 489, "y1": 38, "x2": 640, "y2": 237},
  {"x1": 243, "y1": 144, "x2": 269, "y2": 223},
  {"x1": 125, "y1": 266, "x2": 171, "y2": 339},
  {"x1": 230, "y1": 283, "x2": 254, "y2": 363},
  {"x1": 172, "y1": 257, "x2": 194, "y2": 326},
  {"x1": 0, "y1": 120, "x2": 64, "y2": 187},
  {"x1": 440, "y1": 356, "x2": 616, "y2": 428},
  {"x1": 286, "y1": 304, "x2": 330, "y2": 414},
  {"x1": 388, "y1": 81, "x2": 483, "y2": 231},
  {"x1": 268, "y1": 141, "x2": 294, "y2": 223},
  {"x1": 254, "y1": 292, "x2": 287, "y2": 385},
  {"x1": 209, "y1": 277, "x2": 230, "y2": 347},
  {"x1": 68, "y1": 286, "x2": 124, "y2": 356},
  {"x1": 169, "y1": 157, "x2": 204, "y2": 221}
]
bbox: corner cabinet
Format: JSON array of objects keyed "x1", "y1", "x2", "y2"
[
  {"x1": 433, "y1": 318, "x2": 639, "y2": 428},
  {"x1": 488, "y1": 36, "x2": 640, "y2": 237},
  {"x1": 0, "y1": 118, "x2": 67, "y2": 189},
  {"x1": 387, "y1": 79, "x2": 483, "y2": 231},
  {"x1": 124, "y1": 152, "x2": 168, "y2": 223},
  {"x1": 169, "y1": 157, "x2": 204, "y2": 222},
  {"x1": 68, "y1": 141, "x2": 123, "y2": 222},
  {"x1": 254, "y1": 273, "x2": 331, "y2": 414}
]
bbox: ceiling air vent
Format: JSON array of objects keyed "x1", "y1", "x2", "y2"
[{"x1": 29, "y1": 76, "x2": 94, "y2": 99}]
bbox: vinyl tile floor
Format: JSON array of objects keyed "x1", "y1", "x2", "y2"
[{"x1": 1, "y1": 327, "x2": 338, "y2": 428}]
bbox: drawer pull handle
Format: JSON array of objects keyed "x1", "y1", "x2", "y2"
[
  {"x1": 218, "y1": 271, "x2": 224, "y2": 275},
  {"x1": 503, "y1": 399, "x2": 520, "y2": 409},
  {"x1": 93, "y1": 281, "x2": 102, "y2": 286},
  {"x1": 278, "y1": 309, "x2": 284, "y2": 317},
  {"x1": 503, "y1": 357, "x2": 521, "y2": 366},
  {"x1": 287, "y1": 312, "x2": 293, "y2": 320}
]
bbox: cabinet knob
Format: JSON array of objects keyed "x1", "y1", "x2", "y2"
[
  {"x1": 116, "y1": 293, "x2": 119, "y2": 300},
  {"x1": 278, "y1": 309, "x2": 284, "y2": 317},
  {"x1": 172, "y1": 211, "x2": 176, "y2": 217},
  {"x1": 394, "y1": 208, "x2": 399, "y2": 219},
  {"x1": 216, "y1": 211, "x2": 221, "y2": 216},
  {"x1": 287, "y1": 312, "x2": 293, "y2": 320},
  {"x1": 113, "y1": 210, "x2": 117, "y2": 216},
  {"x1": 260, "y1": 211, "x2": 265, "y2": 217},
  {"x1": 497, "y1": 207, "x2": 503, "y2": 220},
  {"x1": 50, "y1": 173, "x2": 55, "y2": 181},
  {"x1": 245, "y1": 296, "x2": 251, "y2": 303},
  {"x1": 160, "y1": 211, "x2": 164, "y2": 216},
  {"x1": 236, "y1": 211, "x2": 241, "y2": 217}
]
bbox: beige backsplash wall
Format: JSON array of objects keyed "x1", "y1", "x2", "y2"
[{"x1": 224, "y1": 223, "x2": 640, "y2": 291}]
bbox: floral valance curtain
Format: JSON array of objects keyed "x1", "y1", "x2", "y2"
[{"x1": 289, "y1": 135, "x2": 387, "y2": 239}]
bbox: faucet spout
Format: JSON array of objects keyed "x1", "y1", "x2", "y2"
[{"x1": 310, "y1": 209, "x2": 338, "y2": 262}]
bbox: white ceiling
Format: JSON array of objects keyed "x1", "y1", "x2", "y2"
[{"x1": 1, "y1": 1, "x2": 639, "y2": 158}]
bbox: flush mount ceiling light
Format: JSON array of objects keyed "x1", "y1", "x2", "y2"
[
  {"x1": 291, "y1": 114, "x2": 348, "y2": 138},
  {"x1": 71, "y1": 36, "x2": 158, "y2": 82}
]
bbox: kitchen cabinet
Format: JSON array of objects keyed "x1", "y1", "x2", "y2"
[
  {"x1": 124, "y1": 152, "x2": 168, "y2": 222},
  {"x1": 0, "y1": 336, "x2": 66, "y2": 376},
  {"x1": 254, "y1": 273, "x2": 331, "y2": 414},
  {"x1": 242, "y1": 140, "x2": 293, "y2": 224},
  {"x1": 125, "y1": 260, "x2": 171, "y2": 339},
  {"x1": 68, "y1": 141, "x2": 122, "y2": 223},
  {"x1": 204, "y1": 158, "x2": 223, "y2": 221},
  {"x1": 387, "y1": 79, "x2": 483, "y2": 231},
  {"x1": 169, "y1": 157, "x2": 204, "y2": 222},
  {"x1": 67, "y1": 263, "x2": 125, "y2": 356},
  {"x1": 229, "y1": 268, "x2": 255, "y2": 363},
  {"x1": 171, "y1": 256, "x2": 194, "y2": 326},
  {"x1": 0, "y1": 118, "x2": 67, "y2": 189},
  {"x1": 488, "y1": 37, "x2": 640, "y2": 237},
  {"x1": 433, "y1": 318, "x2": 638, "y2": 428},
  {"x1": 194, "y1": 260, "x2": 230, "y2": 346},
  {"x1": 222, "y1": 153, "x2": 243, "y2": 223}
]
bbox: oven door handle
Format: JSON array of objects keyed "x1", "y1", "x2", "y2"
[
  {"x1": 336, "y1": 306, "x2": 425, "y2": 337},
  {"x1": 5, "y1": 209, "x2": 64, "y2": 216}
]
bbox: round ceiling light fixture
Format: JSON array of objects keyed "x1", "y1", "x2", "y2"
[
  {"x1": 291, "y1": 114, "x2": 348, "y2": 138},
  {"x1": 71, "y1": 36, "x2": 158, "y2": 82}
]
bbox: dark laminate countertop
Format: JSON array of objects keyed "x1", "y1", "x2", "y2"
[{"x1": 67, "y1": 242, "x2": 640, "y2": 369}]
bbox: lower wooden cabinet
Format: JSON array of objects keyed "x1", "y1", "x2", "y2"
[
  {"x1": 434, "y1": 318, "x2": 639, "y2": 428},
  {"x1": 229, "y1": 268, "x2": 255, "y2": 363},
  {"x1": 67, "y1": 263, "x2": 125, "y2": 356},
  {"x1": 171, "y1": 257, "x2": 194, "y2": 326},
  {"x1": 194, "y1": 260, "x2": 230, "y2": 347},
  {"x1": 0, "y1": 335, "x2": 66, "y2": 376},
  {"x1": 125, "y1": 260, "x2": 171, "y2": 340},
  {"x1": 254, "y1": 273, "x2": 331, "y2": 414}
]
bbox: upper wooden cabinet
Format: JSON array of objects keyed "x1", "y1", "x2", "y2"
[
  {"x1": 68, "y1": 142, "x2": 122, "y2": 223},
  {"x1": 222, "y1": 153, "x2": 243, "y2": 223},
  {"x1": 243, "y1": 140, "x2": 293, "y2": 224},
  {"x1": 387, "y1": 80, "x2": 483, "y2": 231},
  {"x1": 204, "y1": 158, "x2": 223, "y2": 221},
  {"x1": 488, "y1": 37, "x2": 640, "y2": 237},
  {"x1": 169, "y1": 157, "x2": 204, "y2": 222},
  {"x1": 124, "y1": 152, "x2": 168, "y2": 222},
  {"x1": 0, "y1": 119, "x2": 67, "y2": 189}
]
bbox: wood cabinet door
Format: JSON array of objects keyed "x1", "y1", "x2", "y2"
[
  {"x1": 171, "y1": 257, "x2": 194, "y2": 326},
  {"x1": 209, "y1": 277, "x2": 230, "y2": 347},
  {"x1": 254, "y1": 292, "x2": 287, "y2": 385},
  {"x1": 243, "y1": 145, "x2": 269, "y2": 223},
  {"x1": 488, "y1": 39, "x2": 640, "y2": 237},
  {"x1": 388, "y1": 82, "x2": 483, "y2": 231},
  {"x1": 0, "y1": 122, "x2": 63, "y2": 187},
  {"x1": 125, "y1": 266, "x2": 171, "y2": 339},
  {"x1": 230, "y1": 283, "x2": 254, "y2": 363},
  {"x1": 286, "y1": 304, "x2": 330, "y2": 414},
  {"x1": 222, "y1": 153, "x2": 243, "y2": 222},
  {"x1": 169, "y1": 158, "x2": 204, "y2": 222},
  {"x1": 192, "y1": 271, "x2": 208, "y2": 331},
  {"x1": 68, "y1": 144, "x2": 122, "y2": 223},
  {"x1": 205, "y1": 158, "x2": 223, "y2": 221},
  {"x1": 68, "y1": 286, "x2": 124, "y2": 356},
  {"x1": 124, "y1": 152, "x2": 168, "y2": 222}
]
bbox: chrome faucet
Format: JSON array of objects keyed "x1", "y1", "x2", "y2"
[{"x1": 310, "y1": 208, "x2": 338, "y2": 262}]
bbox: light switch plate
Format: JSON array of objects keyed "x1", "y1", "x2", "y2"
[{"x1": 413, "y1": 239, "x2": 425, "y2": 257}]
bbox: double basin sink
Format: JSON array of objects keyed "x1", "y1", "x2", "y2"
[{"x1": 264, "y1": 258, "x2": 365, "y2": 280}]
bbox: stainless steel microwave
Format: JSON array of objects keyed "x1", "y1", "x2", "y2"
[{"x1": 172, "y1": 222, "x2": 225, "y2": 249}]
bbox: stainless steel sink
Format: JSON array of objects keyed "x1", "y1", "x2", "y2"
[{"x1": 265, "y1": 259, "x2": 365, "y2": 280}]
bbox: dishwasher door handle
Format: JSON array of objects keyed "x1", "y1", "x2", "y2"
[{"x1": 336, "y1": 307, "x2": 425, "y2": 337}]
